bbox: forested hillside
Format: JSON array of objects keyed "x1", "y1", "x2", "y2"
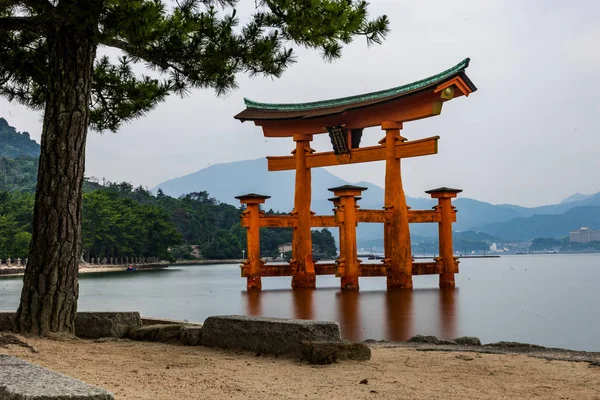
[
  {"x1": 0, "y1": 190, "x2": 34, "y2": 258},
  {"x1": 0, "y1": 116, "x2": 334, "y2": 260},
  {"x1": 0, "y1": 158, "x2": 335, "y2": 260},
  {"x1": 0, "y1": 156, "x2": 38, "y2": 192},
  {"x1": 0, "y1": 118, "x2": 40, "y2": 158}
]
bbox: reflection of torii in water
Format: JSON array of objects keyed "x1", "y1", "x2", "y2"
[{"x1": 234, "y1": 59, "x2": 477, "y2": 292}]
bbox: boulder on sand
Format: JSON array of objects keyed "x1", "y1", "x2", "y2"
[{"x1": 201, "y1": 315, "x2": 342, "y2": 356}]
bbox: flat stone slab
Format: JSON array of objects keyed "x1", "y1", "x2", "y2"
[
  {"x1": 128, "y1": 324, "x2": 184, "y2": 343},
  {"x1": 141, "y1": 316, "x2": 201, "y2": 326},
  {"x1": 201, "y1": 315, "x2": 342, "y2": 356},
  {"x1": 75, "y1": 312, "x2": 142, "y2": 339},
  {"x1": 300, "y1": 340, "x2": 371, "y2": 364},
  {"x1": 408, "y1": 334, "x2": 440, "y2": 344},
  {"x1": 455, "y1": 336, "x2": 482, "y2": 346},
  {"x1": 0, "y1": 355, "x2": 113, "y2": 399},
  {"x1": 180, "y1": 325, "x2": 203, "y2": 346},
  {"x1": 1, "y1": 311, "x2": 142, "y2": 339}
]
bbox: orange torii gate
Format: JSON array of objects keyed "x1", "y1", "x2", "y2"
[{"x1": 234, "y1": 58, "x2": 477, "y2": 291}]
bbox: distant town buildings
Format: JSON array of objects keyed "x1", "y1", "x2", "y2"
[
  {"x1": 569, "y1": 227, "x2": 600, "y2": 243},
  {"x1": 489, "y1": 242, "x2": 509, "y2": 253}
]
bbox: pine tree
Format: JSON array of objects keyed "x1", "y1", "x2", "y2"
[{"x1": 0, "y1": 0, "x2": 388, "y2": 335}]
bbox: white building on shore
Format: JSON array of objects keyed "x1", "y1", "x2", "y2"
[{"x1": 569, "y1": 227, "x2": 600, "y2": 243}]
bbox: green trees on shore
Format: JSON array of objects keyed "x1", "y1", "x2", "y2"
[
  {"x1": 0, "y1": 190, "x2": 34, "y2": 258},
  {"x1": 0, "y1": 156, "x2": 38, "y2": 193},
  {"x1": 0, "y1": 170, "x2": 338, "y2": 262},
  {"x1": 82, "y1": 190, "x2": 181, "y2": 260}
]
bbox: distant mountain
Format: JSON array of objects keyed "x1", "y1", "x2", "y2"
[
  {"x1": 0, "y1": 118, "x2": 40, "y2": 192},
  {"x1": 475, "y1": 206, "x2": 600, "y2": 241},
  {"x1": 561, "y1": 193, "x2": 595, "y2": 204},
  {"x1": 153, "y1": 159, "x2": 600, "y2": 242},
  {"x1": 0, "y1": 118, "x2": 40, "y2": 158},
  {"x1": 154, "y1": 158, "x2": 371, "y2": 213}
]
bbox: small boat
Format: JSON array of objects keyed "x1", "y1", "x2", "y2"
[{"x1": 126, "y1": 265, "x2": 137, "y2": 272}]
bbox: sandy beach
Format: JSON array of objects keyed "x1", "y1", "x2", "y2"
[{"x1": 2, "y1": 337, "x2": 600, "y2": 400}]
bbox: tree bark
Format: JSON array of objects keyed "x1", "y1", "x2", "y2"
[{"x1": 15, "y1": 20, "x2": 97, "y2": 335}]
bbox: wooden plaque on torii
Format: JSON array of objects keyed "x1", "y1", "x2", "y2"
[{"x1": 234, "y1": 58, "x2": 477, "y2": 291}]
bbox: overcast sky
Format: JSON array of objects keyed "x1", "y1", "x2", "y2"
[{"x1": 2, "y1": 0, "x2": 599, "y2": 207}]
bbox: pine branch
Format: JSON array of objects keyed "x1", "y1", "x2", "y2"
[
  {"x1": 97, "y1": 36, "x2": 170, "y2": 70},
  {"x1": 21, "y1": 0, "x2": 53, "y2": 13},
  {"x1": 0, "y1": 16, "x2": 45, "y2": 33}
]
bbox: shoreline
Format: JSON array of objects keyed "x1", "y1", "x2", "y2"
[
  {"x1": 0, "y1": 263, "x2": 171, "y2": 277},
  {"x1": 0, "y1": 259, "x2": 246, "y2": 277}
]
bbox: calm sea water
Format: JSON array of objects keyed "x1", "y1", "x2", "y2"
[{"x1": 1, "y1": 254, "x2": 599, "y2": 351}]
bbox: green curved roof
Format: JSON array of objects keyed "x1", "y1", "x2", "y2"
[{"x1": 243, "y1": 58, "x2": 472, "y2": 112}]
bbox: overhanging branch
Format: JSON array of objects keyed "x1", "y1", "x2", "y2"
[
  {"x1": 98, "y1": 37, "x2": 161, "y2": 66},
  {"x1": 0, "y1": 16, "x2": 44, "y2": 33},
  {"x1": 98, "y1": 36, "x2": 185, "y2": 75}
]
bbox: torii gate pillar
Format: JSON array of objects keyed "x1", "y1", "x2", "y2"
[
  {"x1": 235, "y1": 193, "x2": 270, "y2": 290},
  {"x1": 291, "y1": 134, "x2": 316, "y2": 289},
  {"x1": 382, "y1": 121, "x2": 413, "y2": 289},
  {"x1": 427, "y1": 187, "x2": 462, "y2": 288},
  {"x1": 329, "y1": 185, "x2": 367, "y2": 290}
]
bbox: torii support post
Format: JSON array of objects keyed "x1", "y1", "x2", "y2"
[
  {"x1": 235, "y1": 193, "x2": 270, "y2": 290},
  {"x1": 382, "y1": 121, "x2": 413, "y2": 289},
  {"x1": 291, "y1": 134, "x2": 316, "y2": 289},
  {"x1": 426, "y1": 187, "x2": 462, "y2": 288},
  {"x1": 328, "y1": 195, "x2": 343, "y2": 256},
  {"x1": 329, "y1": 185, "x2": 367, "y2": 290}
]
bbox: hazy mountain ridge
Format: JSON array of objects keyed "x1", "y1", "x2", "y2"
[
  {"x1": 154, "y1": 158, "x2": 600, "y2": 241},
  {"x1": 0, "y1": 118, "x2": 40, "y2": 158},
  {"x1": 561, "y1": 193, "x2": 594, "y2": 204},
  {"x1": 476, "y1": 206, "x2": 600, "y2": 241}
]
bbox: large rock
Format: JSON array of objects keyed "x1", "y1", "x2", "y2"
[
  {"x1": 300, "y1": 340, "x2": 371, "y2": 364},
  {"x1": 201, "y1": 315, "x2": 342, "y2": 356},
  {"x1": 0, "y1": 311, "x2": 15, "y2": 332},
  {"x1": 180, "y1": 325, "x2": 203, "y2": 346},
  {"x1": 0, "y1": 355, "x2": 113, "y2": 399},
  {"x1": 407, "y1": 334, "x2": 440, "y2": 345},
  {"x1": 128, "y1": 324, "x2": 183, "y2": 343},
  {"x1": 454, "y1": 336, "x2": 482, "y2": 346},
  {"x1": 75, "y1": 312, "x2": 141, "y2": 339}
]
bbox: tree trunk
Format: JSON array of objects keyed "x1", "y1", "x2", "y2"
[{"x1": 15, "y1": 21, "x2": 97, "y2": 335}]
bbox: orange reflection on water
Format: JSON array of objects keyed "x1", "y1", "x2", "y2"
[
  {"x1": 439, "y1": 288, "x2": 457, "y2": 340},
  {"x1": 245, "y1": 290, "x2": 262, "y2": 316},
  {"x1": 292, "y1": 288, "x2": 314, "y2": 320},
  {"x1": 242, "y1": 287, "x2": 458, "y2": 341},
  {"x1": 336, "y1": 290, "x2": 361, "y2": 341},
  {"x1": 385, "y1": 289, "x2": 414, "y2": 342}
]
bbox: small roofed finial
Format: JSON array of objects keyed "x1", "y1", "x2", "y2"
[
  {"x1": 425, "y1": 187, "x2": 462, "y2": 199},
  {"x1": 328, "y1": 184, "x2": 368, "y2": 197},
  {"x1": 235, "y1": 193, "x2": 271, "y2": 204},
  {"x1": 327, "y1": 184, "x2": 368, "y2": 192}
]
